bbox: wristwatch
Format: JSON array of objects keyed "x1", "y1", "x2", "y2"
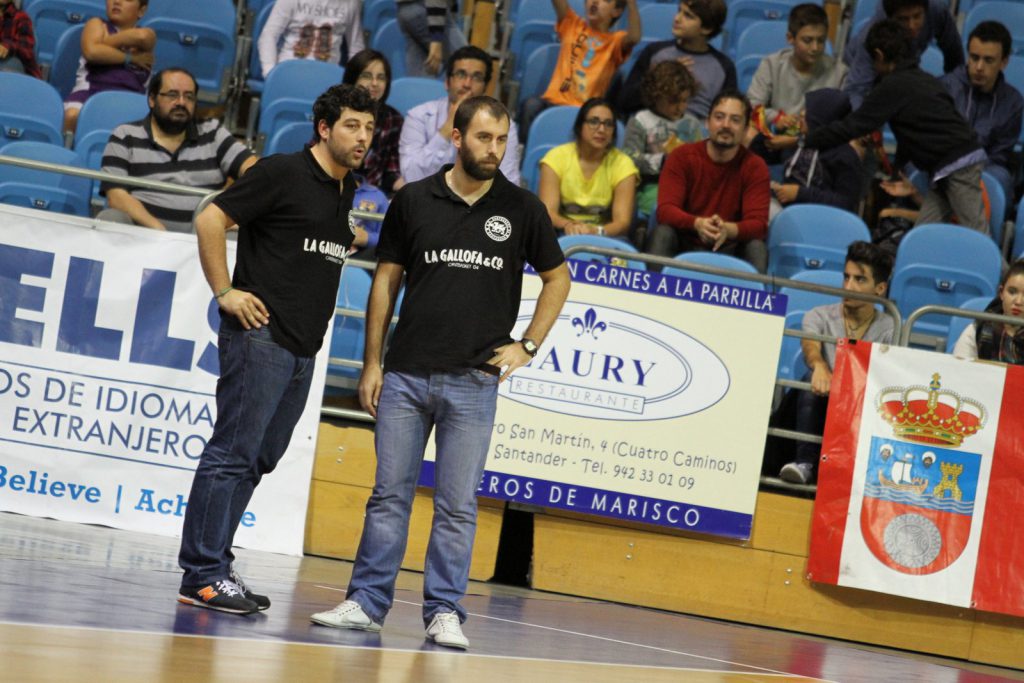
[{"x1": 520, "y1": 338, "x2": 539, "y2": 357}]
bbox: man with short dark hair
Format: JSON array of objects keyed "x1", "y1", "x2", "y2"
[
  {"x1": 940, "y1": 20, "x2": 1023, "y2": 201},
  {"x1": 842, "y1": 0, "x2": 963, "y2": 108},
  {"x1": 649, "y1": 89, "x2": 771, "y2": 272},
  {"x1": 399, "y1": 45, "x2": 521, "y2": 183},
  {"x1": 779, "y1": 241, "x2": 896, "y2": 485},
  {"x1": 311, "y1": 95, "x2": 570, "y2": 650},
  {"x1": 100, "y1": 68, "x2": 257, "y2": 232},
  {"x1": 176, "y1": 83, "x2": 376, "y2": 615}
]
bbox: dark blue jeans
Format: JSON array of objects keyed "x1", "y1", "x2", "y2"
[
  {"x1": 794, "y1": 379, "x2": 829, "y2": 467},
  {"x1": 178, "y1": 317, "x2": 315, "y2": 586}
]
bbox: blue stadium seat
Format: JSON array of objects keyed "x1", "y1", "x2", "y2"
[
  {"x1": 256, "y1": 60, "x2": 345, "y2": 151},
  {"x1": 963, "y1": 2, "x2": 1024, "y2": 56},
  {"x1": 558, "y1": 234, "x2": 646, "y2": 270},
  {"x1": 918, "y1": 45, "x2": 944, "y2": 77},
  {"x1": 518, "y1": 43, "x2": 561, "y2": 108},
  {"x1": 526, "y1": 105, "x2": 578, "y2": 156},
  {"x1": 511, "y1": 0, "x2": 584, "y2": 25},
  {"x1": 72, "y1": 91, "x2": 150, "y2": 201},
  {"x1": 768, "y1": 204, "x2": 871, "y2": 279},
  {"x1": 24, "y1": 0, "x2": 104, "y2": 70},
  {"x1": 48, "y1": 24, "x2": 84, "y2": 100},
  {"x1": 507, "y1": 20, "x2": 558, "y2": 81},
  {"x1": 776, "y1": 269, "x2": 843, "y2": 383},
  {"x1": 736, "y1": 54, "x2": 763, "y2": 93},
  {"x1": 663, "y1": 251, "x2": 765, "y2": 290},
  {"x1": 890, "y1": 223, "x2": 1002, "y2": 339},
  {"x1": 388, "y1": 77, "x2": 448, "y2": 116},
  {"x1": 140, "y1": 0, "x2": 238, "y2": 104},
  {"x1": 363, "y1": 0, "x2": 396, "y2": 35},
  {"x1": 520, "y1": 143, "x2": 554, "y2": 194},
  {"x1": 850, "y1": 0, "x2": 880, "y2": 37},
  {"x1": 734, "y1": 20, "x2": 789, "y2": 61},
  {"x1": 0, "y1": 141, "x2": 91, "y2": 216},
  {"x1": 0, "y1": 73, "x2": 64, "y2": 146},
  {"x1": 371, "y1": 19, "x2": 407, "y2": 80},
  {"x1": 264, "y1": 120, "x2": 312, "y2": 155},
  {"x1": 946, "y1": 295, "x2": 994, "y2": 353},
  {"x1": 1015, "y1": 195, "x2": 1024, "y2": 258},
  {"x1": 246, "y1": 3, "x2": 276, "y2": 94},
  {"x1": 326, "y1": 266, "x2": 372, "y2": 392},
  {"x1": 617, "y1": 37, "x2": 654, "y2": 88},
  {"x1": 721, "y1": 0, "x2": 802, "y2": 57},
  {"x1": 639, "y1": 3, "x2": 680, "y2": 41},
  {"x1": 1005, "y1": 56, "x2": 1024, "y2": 107}
]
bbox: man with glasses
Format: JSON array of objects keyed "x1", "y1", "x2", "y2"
[
  {"x1": 399, "y1": 45, "x2": 522, "y2": 184},
  {"x1": 100, "y1": 68, "x2": 257, "y2": 233}
]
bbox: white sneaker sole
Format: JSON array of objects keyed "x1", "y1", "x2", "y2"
[
  {"x1": 177, "y1": 594, "x2": 258, "y2": 615},
  {"x1": 428, "y1": 634, "x2": 469, "y2": 650},
  {"x1": 310, "y1": 613, "x2": 382, "y2": 632}
]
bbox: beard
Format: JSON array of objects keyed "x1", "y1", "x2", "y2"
[
  {"x1": 708, "y1": 130, "x2": 738, "y2": 151},
  {"x1": 460, "y1": 146, "x2": 501, "y2": 181},
  {"x1": 152, "y1": 106, "x2": 191, "y2": 135},
  {"x1": 326, "y1": 140, "x2": 365, "y2": 170}
]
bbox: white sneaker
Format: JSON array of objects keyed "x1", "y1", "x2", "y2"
[
  {"x1": 426, "y1": 612, "x2": 469, "y2": 649},
  {"x1": 310, "y1": 600, "x2": 382, "y2": 632},
  {"x1": 779, "y1": 461, "x2": 814, "y2": 485}
]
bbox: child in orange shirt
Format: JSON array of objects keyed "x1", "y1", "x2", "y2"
[{"x1": 520, "y1": 0, "x2": 641, "y2": 141}]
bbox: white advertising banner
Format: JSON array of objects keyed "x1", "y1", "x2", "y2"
[
  {"x1": 421, "y1": 260, "x2": 787, "y2": 539},
  {"x1": 0, "y1": 207, "x2": 327, "y2": 555}
]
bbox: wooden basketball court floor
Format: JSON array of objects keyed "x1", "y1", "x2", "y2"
[{"x1": 1, "y1": 512, "x2": 1021, "y2": 682}]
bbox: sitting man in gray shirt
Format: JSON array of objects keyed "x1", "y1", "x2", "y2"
[
  {"x1": 779, "y1": 241, "x2": 896, "y2": 485},
  {"x1": 99, "y1": 68, "x2": 257, "y2": 233}
]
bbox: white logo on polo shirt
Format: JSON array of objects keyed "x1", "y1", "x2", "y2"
[
  {"x1": 484, "y1": 215, "x2": 512, "y2": 242},
  {"x1": 347, "y1": 211, "x2": 356, "y2": 235}
]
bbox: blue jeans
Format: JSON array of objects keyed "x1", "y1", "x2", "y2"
[
  {"x1": 794, "y1": 376, "x2": 828, "y2": 469},
  {"x1": 346, "y1": 369, "x2": 498, "y2": 626},
  {"x1": 178, "y1": 317, "x2": 315, "y2": 586},
  {"x1": 397, "y1": 1, "x2": 466, "y2": 77}
]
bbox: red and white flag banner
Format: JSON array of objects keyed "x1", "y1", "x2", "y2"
[{"x1": 808, "y1": 340, "x2": 1024, "y2": 616}]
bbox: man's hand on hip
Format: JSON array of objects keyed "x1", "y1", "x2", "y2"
[
  {"x1": 219, "y1": 289, "x2": 269, "y2": 330},
  {"x1": 488, "y1": 342, "x2": 533, "y2": 383}
]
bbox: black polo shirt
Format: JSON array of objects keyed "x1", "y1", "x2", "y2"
[
  {"x1": 214, "y1": 147, "x2": 356, "y2": 357},
  {"x1": 378, "y1": 166, "x2": 564, "y2": 372}
]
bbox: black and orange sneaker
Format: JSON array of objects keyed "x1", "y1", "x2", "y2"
[
  {"x1": 229, "y1": 568, "x2": 271, "y2": 611},
  {"x1": 178, "y1": 579, "x2": 258, "y2": 614}
]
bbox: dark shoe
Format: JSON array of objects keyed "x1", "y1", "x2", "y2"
[
  {"x1": 230, "y1": 567, "x2": 270, "y2": 611},
  {"x1": 178, "y1": 579, "x2": 259, "y2": 615}
]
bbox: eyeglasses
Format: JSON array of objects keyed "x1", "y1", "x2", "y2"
[
  {"x1": 357, "y1": 72, "x2": 388, "y2": 83},
  {"x1": 451, "y1": 69, "x2": 486, "y2": 83},
  {"x1": 584, "y1": 117, "x2": 616, "y2": 130},
  {"x1": 157, "y1": 91, "x2": 197, "y2": 103}
]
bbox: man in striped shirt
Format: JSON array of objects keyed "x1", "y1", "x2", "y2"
[{"x1": 99, "y1": 68, "x2": 257, "y2": 233}]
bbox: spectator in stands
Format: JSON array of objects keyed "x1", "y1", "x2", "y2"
[
  {"x1": 779, "y1": 241, "x2": 896, "y2": 485},
  {"x1": 622, "y1": 60, "x2": 703, "y2": 220},
  {"x1": 538, "y1": 97, "x2": 638, "y2": 237},
  {"x1": 952, "y1": 260, "x2": 1024, "y2": 363},
  {"x1": 99, "y1": 68, "x2": 257, "y2": 233},
  {"x1": 746, "y1": 3, "x2": 846, "y2": 146},
  {"x1": 343, "y1": 49, "x2": 405, "y2": 194},
  {"x1": 787, "y1": 21, "x2": 987, "y2": 232},
  {"x1": 400, "y1": 45, "x2": 521, "y2": 184},
  {"x1": 350, "y1": 175, "x2": 390, "y2": 258},
  {"x1": 520, "y1": 0, "x2": 641, "y2": 139},
  {"x1": 0, "y1": 0, "x2": 41, "y2": 77},
  {"x1": 649, "y1": 90, "x2": 770, "y2": 272},
  {"x1": 397, "y1": 0, "x2": 466, "y2": 77},
  {"x1": 842, "y1": 0, "x2": 962, "y2": 108},
  {"x1": 257, "y1": 0, "x2": 364, "y2": 78},
  {"x1": 616, "y1": 0, "x2": 733, "y2": 121},
  {"x1": 762, "y1": 89, "x2": 865, "y2": 216},
  {"x1": 940, "y1": 21, "x2": 1023, "y2": 202},
  {"x1": 64, "y1": 0, "x2": 155, "y2": 134}
]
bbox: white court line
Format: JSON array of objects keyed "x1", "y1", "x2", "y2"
[
  {"x1": 315, "y1": 584, "x2": 839, "y2": 682},
  {"x1": 0, "y1": 620, "x2": 828, "y2": 680}
]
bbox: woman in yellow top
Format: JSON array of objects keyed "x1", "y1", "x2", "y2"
[{"x1": 538, "y1": 98, "x2": 639, "y2": 238}]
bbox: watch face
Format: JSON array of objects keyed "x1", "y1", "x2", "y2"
[{"x1": 522, "y1": 339, "x2": 538, "y2": 356}]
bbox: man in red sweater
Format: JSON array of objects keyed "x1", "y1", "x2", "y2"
[{"x1": 648, "y1": 90, "x2": 771, "y2": 272}]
